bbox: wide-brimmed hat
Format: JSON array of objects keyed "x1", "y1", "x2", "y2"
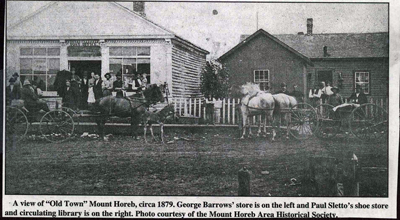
[
  {"x1": 104, "y1": 73, "x2": 111, "y2": 79},
  {"x1": 23, "y1": 80, "x2": 31, "y2": 86},
  {"x1": 13, "y1": 72, "x2": 19, "y2": 77}
]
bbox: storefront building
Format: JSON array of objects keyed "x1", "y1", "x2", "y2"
[{"x1": 6, "y1": 2, "x2": 208, "y2": 98}]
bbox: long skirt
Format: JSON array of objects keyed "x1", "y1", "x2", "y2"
[{"x1": 87, "y1": 87, "x2": 96, "y2": 103}]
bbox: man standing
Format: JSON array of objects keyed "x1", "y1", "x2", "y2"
[
  {"x1": 93, "y1": 73, "x2": 103, "y2": 101},
  {"x1": 62, "y1": 80, "x2": 79, "y2": 110},
  {"x1": 275, "y1": 82, "x2": 289, "y2": 94},
  {"x1": 349, "y1": 85, "x2": 368, "y2": 105},
  {"x1": 80, "y1": 71, "x2": 89, "y2": 109},
  {"x1": 290, "y1": 84, "x2": 304, "y2": 102},
  {"x1": 328, "y1": 86, "x2": 343, "y2": 106},
  {"x1": 6, "y1": 78, "x2": 20, "y2": 105}
]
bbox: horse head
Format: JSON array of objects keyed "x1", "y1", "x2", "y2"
[
  {"x1": 240, "y1": 82, "x2": 261, "y2": 96},
  {"x1": 143, "y1": 84, "x2": 165, "y2": 104}
]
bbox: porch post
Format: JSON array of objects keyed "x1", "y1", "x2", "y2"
[
  {"x1": 303, "y1": 64, "x2": 307, "y2": 101},
  {"x1": 60, "y1": 40, "x2": 69, "y2": 70},
  {"x1": 100, "y1": 39, "x2": 109, "y2": 78}
]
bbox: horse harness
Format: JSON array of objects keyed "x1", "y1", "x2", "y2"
[{"x1": 242, "y1": 92, "x2": 274, "y2": 112}]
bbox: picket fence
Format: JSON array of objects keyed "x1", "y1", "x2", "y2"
[{"x1": 169, "y1": 97, "x2": 389, "y2": 125}]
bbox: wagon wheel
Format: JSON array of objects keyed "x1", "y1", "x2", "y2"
[
  {"x1": 350, "y1": 103, "x2": 388, "y2": 143},
  {"x1": 40, "y1": 109, "x2": 75, "y2": 143},
  {"x1": 6, "y1": 106, "x2": 29, "y2": 144},
  {"x1": 288, "y1": 102, "x2": 318, "y2": 140},
  {"x1": 315, "y1": 104, "x2": 341, "y2": 139}
]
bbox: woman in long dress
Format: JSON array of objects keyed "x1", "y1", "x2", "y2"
[{"x1": 87, "y1": 72, "x2": 96, "y2": 106}]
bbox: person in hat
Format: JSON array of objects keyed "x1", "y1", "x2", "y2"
[
  {"x1": 348, "y1": 85, "x2": 368, "y2": 105},
  {"x1": 80, "y1": 71, "x2": 89, "y2": 109},
  {"x1": 274, "y1": 82, "x2": 289, "y2": 94},
  {"x1": 13, "y1": 72, "x2": 23, "y2": 89},
  {"x1": 289, "y1": 84, "x2": 304, "y2": 102},
  {"x1": 102, "y1": 73, "x2": 113, "y2": 96},
  {"x1": 20, "y1": 79, "x2": 50, "y2": 112},
  {"x1": 6, "y1": 77, "x2": 21, "y2": 105},
  {"x1": 93, "y1": 72, "x2": 103, "y2": 101},
  {"x1": 328, "y1": 86, "x2": 343, "y2": 106}
]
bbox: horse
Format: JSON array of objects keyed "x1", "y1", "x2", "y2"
[
  {"x1": 238, "y1": 82, "x2": 276, "y2": 140},
  {"x1": 95, "y1": 84, "x2": 166, "y2": 139},
  {"x1": 272, "y1": 93, "x2": 298, "y2": 139},
  {"x1": 142, "y1": 103, "x2": 176, "y2": 143}
]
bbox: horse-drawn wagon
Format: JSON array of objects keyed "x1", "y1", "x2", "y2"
[
  {"x1": 315, "y1": 102, "x2": 388, "y2": 142},
  {"x1": 6, "y1": 83, "x2": 168, "y2": 144}
]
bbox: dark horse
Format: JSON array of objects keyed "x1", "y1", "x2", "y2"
[{"x1": 95, "y1": 84, "x2": 166, "y2": 139}]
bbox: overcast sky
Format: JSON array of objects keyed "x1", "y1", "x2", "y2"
[{"x1": 7, "y1": 1, "x2": 389, "y2": 57}]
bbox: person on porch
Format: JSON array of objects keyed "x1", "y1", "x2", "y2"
[{"x1": 348, "y1": 85, "x2": 368, "y2": 105}]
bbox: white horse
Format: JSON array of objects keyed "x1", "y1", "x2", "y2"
[
  {"x1": 272, "y1": 93, "x2": 298, "y2": 139},
  {"x1": 239, "y1": 83, "x2": 276, "y2": 140}
]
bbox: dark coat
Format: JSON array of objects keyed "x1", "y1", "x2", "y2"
[
  {"x1": 349, "y1": 92, "x2": 368, "y2": 105},
  {"x1": 21, "y1": 85, "x2": 39, "y2": 107},
  {"x1": 93, "y1": 79, "x2": 103, "y2": 101},
  {"x1": 63, "y1": 86, "x2": 79, "y2": 109},
  {"x1": 6, "y1": 85, "x2": 21, "y2": 105},
  {"x1": 113, "y1": 80, "x2": 123, "y2": 90}
]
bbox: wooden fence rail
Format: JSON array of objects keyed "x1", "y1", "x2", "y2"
[{"x1": 169, "y1": 97, "x2": 389, "y2": 125}]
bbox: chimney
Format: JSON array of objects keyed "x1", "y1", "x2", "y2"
[
  {"x1": 133, "y1": 1, "x2": 146, "y2": 17},
  {"x1": 323, "y1": 46, "x2": 330, "y2": 57},
  {"x1": 307, "y1": 18, "x2": 313, "y2": 35}
]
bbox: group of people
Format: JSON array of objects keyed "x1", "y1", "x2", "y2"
[
  {"x1": 308, "y1": 81, "x2": 367, "y2": 107},
  {"x1": 274, "y1": 82, "x2": 305, "y2": 102},
  {"x1": 6, "y1": 72, "x2": 50, "y2": 112},
  {"x1": 61, "y1": 69, "x2": 149, "y2": 110},
  {"x1": 272, "y1": 81, "x2": 367, "y2": 107}
]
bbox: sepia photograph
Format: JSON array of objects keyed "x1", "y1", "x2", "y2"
[{"x1": 4, "y1": 0, "x2": 390, "y2": 200}]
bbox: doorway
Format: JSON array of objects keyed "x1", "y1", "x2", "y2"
[
  {"x1": 69, "y1": 61, "x2": 101, "y2": 78},
  {"x1": 317, "y1": 70, "x2": 333, "y2": 86}
]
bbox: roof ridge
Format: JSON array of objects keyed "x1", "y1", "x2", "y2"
[
  {"x1": 113, "y1": 2, "x2": 208, "y2": 54},
  {"x1": 275, "y1": 32, "x2": 388, "y2": 36}
]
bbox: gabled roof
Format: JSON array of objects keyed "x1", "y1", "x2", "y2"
[
  {"x1": 239, "y1": 32, "x2": 388, "y2": 59},
  {"x1": 219, "y1": 29, "x2": 313, "y2": 66},
  {"x1": 7, "y1": 2, "x2": 209, "y2": 54},
  {"x1": 8, "y1": 2, "x2": 173, "y2": 39}
]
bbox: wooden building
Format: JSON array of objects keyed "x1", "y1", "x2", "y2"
[
  {"x1": 6, "y1": 2, "x2": 208, "y2": 98},
  {"x1": 219, "y1": 19, "x2": 388, "y2": 100}
]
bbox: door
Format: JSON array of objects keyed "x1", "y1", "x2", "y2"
[
  {"x1": 317, "y1": 70, "x2": 333, "y2": 85},
  {"x1": 69, "y1": 61, "x2": 101, "y2": 78}
]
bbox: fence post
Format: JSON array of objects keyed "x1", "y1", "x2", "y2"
[
  {"x1": 222, "y1": 98, "x2": 226, "y2": 124},
  {"x1": 194, "y1": 98, "x2": 197, "y2": 117},
  {"x1": 238, "y1": 167, "x2": 251, "y2": 196},
  {"x1": 179, "y1": 98, "x2": 182, "y2": 116},
  {"x1": 227, "y1": 98, "x2": 231, "y2": 124},
  {"x1": 232, "y1": 99, "x2": 236, "y2": 124}
]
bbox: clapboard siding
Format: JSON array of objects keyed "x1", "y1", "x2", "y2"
[
  {"x1": 309, "y1": 58, "x2": 389, "y2": 99},
  {"x1": 171, "y1": 43, "x2": 207, "y2": 98}
]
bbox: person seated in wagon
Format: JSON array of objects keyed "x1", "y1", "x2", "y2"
[{"x1": 20, "y1": 79, "x2": 50, "y2": 113}]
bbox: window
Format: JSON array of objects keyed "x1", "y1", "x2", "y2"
[
  {"x1": 254, "y1": 70, "x2": 270, "y2": 91},
  {"x1": 109, "y1": 46, "x2": 151, "y2": 90},
  {"x1": 354, "y1": 71, "x2": 370, "y2": 94},
  {"x1": 19, "y1": 47, "x2": 60, "y2": 91}
]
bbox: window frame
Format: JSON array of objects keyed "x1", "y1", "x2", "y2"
[
  {"x1": 19, "y1": 47, "x2": 61, "y2": 91},
  {"x1": 253, "y1": 69, "x2": 270, "y2": 91},
  {"x1": 353, "y1": 70, "x2": 371, "y2": 95},
  {"x1": 109, "y1": 46, "x2": 151, "y2": 85}
]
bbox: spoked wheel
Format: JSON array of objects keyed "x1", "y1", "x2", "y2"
[
  {"x1": 40, "y1": 110, "x2": 75, "y2": 143},
  {"x1": 315, "y1": 104, "x2": 341, "y2": 139},
  {"x1": 288, "y1": 103, "x2": 318, "y2": 140},
  {"x1": 350, "y1": 103, "x2": 388, "y2": 143},
  {"x1": 6, "y1": 106, "x2": 29, "y2": 144}
]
